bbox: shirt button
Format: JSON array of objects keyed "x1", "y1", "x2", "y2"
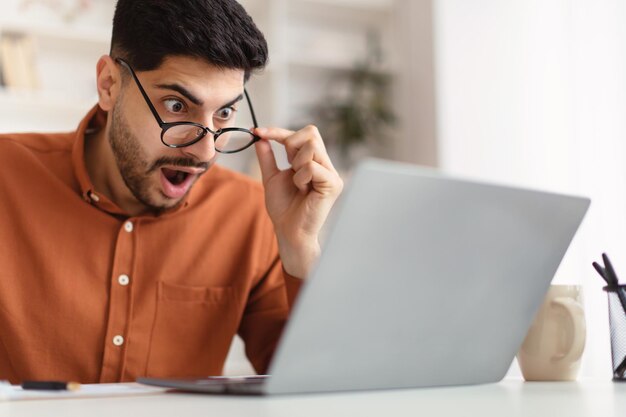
[
  {"x1": 118, "y1": 274, "x2": 130, "y2": 286},
  {"x1": 113, "y1": 335, "x2": 124, "y2": 346},
  {"x1": 124, "y1": 221, "x2": 134, "y2": 233},
  {"x1": 89, "y1": 192, "x2": 100, "y2": 202}
]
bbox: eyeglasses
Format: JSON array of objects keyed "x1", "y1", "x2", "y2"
[{"x1": 115, "y1": 57, "x2": 260, "y2": 154}]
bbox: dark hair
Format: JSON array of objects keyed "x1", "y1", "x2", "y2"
[{"x1": 111, "y1": 0, "x2": 268, "y2": 81}]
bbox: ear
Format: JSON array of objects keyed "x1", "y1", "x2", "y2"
[{"x1": 96, "y1": 55, "x2": 122, "y2": 112}]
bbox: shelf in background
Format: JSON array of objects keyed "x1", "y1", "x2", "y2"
[
  {"x1": 289, "y1": 0, "x2": 393, "y2": 26},
  {"x1": 293, "y1": 0, "x2": 393, "y2": 13},
  {"x1": 289, "y1": 56, "x2": 356, "y2": 72},
  {"x1": 239, "y1": 0, "x2": 393, "y2": 13},
  {"x1": 0, "y1": 18, "x2": 110, "y2": 46},
  {"x1": 287, "y1": 56, "x2": 392, "y2": 74},
  {"x1": 0, "y1": 90, "x2": 94, "y2": 133},
  {"x1": 0, "y1": 88, "x2": 96, "y2": 112}
]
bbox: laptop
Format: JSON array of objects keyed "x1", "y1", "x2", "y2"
[{"x1": 138, "y1": 158, "x2": 590, "y2": 395}]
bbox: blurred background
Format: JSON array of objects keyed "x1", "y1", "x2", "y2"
[{"x1": 1, "y1": 0, "x2": 624, "y2": 380}]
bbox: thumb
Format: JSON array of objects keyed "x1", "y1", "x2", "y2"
[{"x1": 254, "y1": 139, "x2": 279, "y2": 183}]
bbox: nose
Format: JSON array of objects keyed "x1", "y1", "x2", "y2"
[{"x1": 180, "y1": 125, "x2": 217, "y2": 162}]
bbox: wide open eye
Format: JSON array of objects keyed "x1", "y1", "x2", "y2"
[
  {"x1": 163, "y1": 98, "x2": 186, "y2": 114},
  {"x1": 215, "y1": 107, "x2": 236, "y2": 121}
]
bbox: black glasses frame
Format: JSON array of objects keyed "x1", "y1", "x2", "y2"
[{"x1": 115, "y1": 57, "x2": 261, "y2": 154}]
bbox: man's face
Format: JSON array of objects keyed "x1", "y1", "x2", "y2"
[{"x1": 109, "y1": 55, "x2": 245, "y2": 212}]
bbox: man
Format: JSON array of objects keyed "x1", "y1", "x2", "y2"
[{"x1": 0, "y1": 0, "x2": 342, "y2": 383}]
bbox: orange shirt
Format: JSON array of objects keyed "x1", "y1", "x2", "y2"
[{"x1": 0, "y1": 105, "x2": 301, "y2": 384}]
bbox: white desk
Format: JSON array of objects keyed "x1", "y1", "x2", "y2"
[{"x1": 1, "y1": 379, "x2": 624, "y2": 417}]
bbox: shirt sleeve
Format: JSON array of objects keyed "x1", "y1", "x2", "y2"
[{"x1": 237, "y1": 256, "x2": 303, "y2": 374}]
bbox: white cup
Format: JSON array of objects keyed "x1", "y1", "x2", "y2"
[{"x1": 517, "y1": 284, "x2": 586, "y2": 381}]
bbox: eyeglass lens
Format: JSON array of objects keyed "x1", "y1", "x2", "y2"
[{"x1": 162, "y1": 125, "x2": 256, "y2": 153}]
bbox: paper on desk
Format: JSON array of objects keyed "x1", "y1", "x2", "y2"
[{"x1": 0, "y1": 382, "x2": 166, "y2": 401}]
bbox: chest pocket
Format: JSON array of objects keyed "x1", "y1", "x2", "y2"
[{"x1": 145, "y1": 281, "x2": 242, "y2": 378}]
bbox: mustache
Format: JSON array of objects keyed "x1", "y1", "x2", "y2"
[{"x1": 147, "y1": 157, "x2": 210, "y2": 174}]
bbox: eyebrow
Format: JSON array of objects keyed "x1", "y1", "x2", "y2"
[
  {"x1": 222, "y1": 94, "x2": 245, "y2": 109},
  {"x1": 153, "y1": 83, "x2": 244, "y2": 109}
]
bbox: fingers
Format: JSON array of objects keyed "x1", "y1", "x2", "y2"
[
  {"x1": 254, "y1": 126, "x2": 295, "y2": 143},
  {"x1": 292, "y1": 161, "x2": 343, "y2": 196},
  {"x1": 254, "y1": 140, "x2": 279, "y2": 184},
  {"x1": 254, "y1": 125, "x2": 342, "y2": 197},
  {"x1": 290, "y1": 141, "x2": 316, "y2": 172},
  {"x1": 254, "y1": 125, "x2": 335, "y2": 172}
]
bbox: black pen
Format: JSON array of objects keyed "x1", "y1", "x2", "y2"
[
  {"x1": 600, "y1": 253, "x2": 626, "y2": 312},
  {"x1": 21, "y1": 381, "x2": 81, "y2": 391},
  {"x1": 603, "y1": 253, "x2": 620, "y2": 286},
  {"x1": 592, "y1": 261, "x2": 611, "y2": 286}
]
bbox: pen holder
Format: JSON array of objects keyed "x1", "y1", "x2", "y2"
[{"x1": 604, "y1": 285, "x2": 626, "y2": 381}]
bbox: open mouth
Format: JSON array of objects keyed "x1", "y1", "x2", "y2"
[
  {"x1": 162, "y1": 168, "x2": 190, "y2": 186},
  {"x1": 159, "y1": 166, "x2": 202, "y2": 200}
]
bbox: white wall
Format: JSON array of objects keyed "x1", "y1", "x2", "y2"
[{"x1": 434, "y1": 0, "x2": 626, "y2": 378}]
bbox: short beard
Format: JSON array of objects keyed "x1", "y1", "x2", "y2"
[{"x1": 108, "y1": 100, "x2": 176, "y2": 213}]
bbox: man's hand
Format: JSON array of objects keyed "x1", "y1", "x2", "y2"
[{"x1": 253, "y1": 125, "x2": 343, "y2": 279}]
